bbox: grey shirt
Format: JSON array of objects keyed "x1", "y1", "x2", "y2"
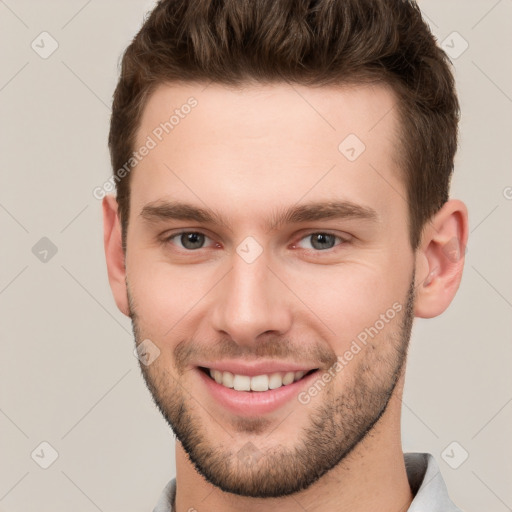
[{"x1": 153, "y1": 452, "x2": 462, "y2": 512}]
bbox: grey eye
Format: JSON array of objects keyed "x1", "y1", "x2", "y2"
[
  {"x1": 180, "y1": 232, "x2": 206, "y2": 250},
  {"x1": 307, "y1": 233, "x2": 337, "y2": 250}
]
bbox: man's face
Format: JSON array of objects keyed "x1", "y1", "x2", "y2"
[{"x1": 125, "y1": 82, "x2": 416, "y2": 497}]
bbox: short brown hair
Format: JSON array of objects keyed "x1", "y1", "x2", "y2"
[{"x1": 109, "y1": 0, "x2": 459, "y2": 250}]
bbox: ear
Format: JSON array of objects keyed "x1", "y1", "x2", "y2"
[
  {"x1": 414, "y1": 199, "x2": 469, "y2": 318},
  {"x1": 102, "y1": 195, "x2": 130, "y2": 317}
]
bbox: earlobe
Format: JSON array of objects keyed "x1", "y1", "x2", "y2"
[
  {"x1": 102, "y1": 195, "x2": 130, "y2": 317},
  {"x1": 414, "y1": 199, "x2": 469, "y2": 319}
]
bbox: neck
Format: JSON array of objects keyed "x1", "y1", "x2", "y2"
[{"x1": 174, "y1": 380, "x2": 412, "y2": 512}]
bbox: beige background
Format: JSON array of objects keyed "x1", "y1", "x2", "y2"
[{"x1": 0, "y1": 1, "x2": 511, "y2": 510}]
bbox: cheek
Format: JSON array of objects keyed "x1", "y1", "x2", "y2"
[
  {"x1": 286, "y1": 261, "x2": 409, "y2": 347},
  {"x1": 127, "y1": 255, "x2": 216, "y2": 339}
]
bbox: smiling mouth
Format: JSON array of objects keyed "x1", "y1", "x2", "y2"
[{"x1": 198, "y1": 366, "x2": 318, "y2": 392}]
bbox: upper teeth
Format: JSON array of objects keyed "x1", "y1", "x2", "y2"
[{"x1": 208, "y1": 369, "x2": 308, "y2": 392}]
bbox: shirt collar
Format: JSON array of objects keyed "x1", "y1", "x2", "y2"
[{"x1": 405, "y1": 453, "x2": 462, "y2": 512}]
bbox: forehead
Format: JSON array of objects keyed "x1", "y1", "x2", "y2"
[
  {"x1": 130, "y1": 81, "x2": 404, "y2": 225},
  {"x1": 137, "y1": 80, "x2": 399, "y2": 153}
]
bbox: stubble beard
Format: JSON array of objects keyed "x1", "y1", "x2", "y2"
[{"x1": 129, "y1": 271, "x2": 415, "y2": 498}]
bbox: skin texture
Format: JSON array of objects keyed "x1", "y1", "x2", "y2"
[{"x1": 103, "y1": 82, "x2": 468, "y2": 512}]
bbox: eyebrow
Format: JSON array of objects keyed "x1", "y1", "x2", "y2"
[{"x1": 139, "y1": 199, "x2": 378, "y2": 231}]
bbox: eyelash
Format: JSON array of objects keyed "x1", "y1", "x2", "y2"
[{"x1": 162, "y1": 230, "x2": 349, "y2": 252}]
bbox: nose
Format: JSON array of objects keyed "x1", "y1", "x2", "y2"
[{"x1": 210, "y1": 253, "x2": 293, "y2": 347}]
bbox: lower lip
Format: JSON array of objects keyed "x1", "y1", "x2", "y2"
[{"x1": 196, "y1": 368, "x2": 319, "y2": 416}]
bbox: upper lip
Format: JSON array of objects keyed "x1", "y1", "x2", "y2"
[{"x1": 196, "y1": 360, "x2": 319, "y2": 377}]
